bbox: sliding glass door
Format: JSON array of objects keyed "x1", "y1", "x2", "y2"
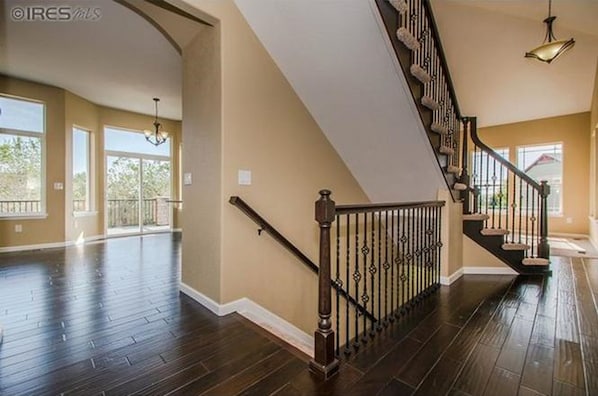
[
  {"x1": 141, "y1": 158, "x2": 171, "y2": 233},
  {"x1": 106, "y1": 155, "x2": 141, "y2": 235},
  {"x1": 105, "y1": 127, "x2": 171, "y2": 236}
]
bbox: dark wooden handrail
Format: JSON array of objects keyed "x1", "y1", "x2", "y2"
[
  {"x1": 468, "y1": 117, "x2": 542, "y2": 190},
  {"x1": 336, "y1": 200, "x2": 445, "y2": 214},
  {"x1": 229, "y1": 196, "x2": 376, "y2": 322},
  {"x1": 422, "y1": 0, "x2": 461, "y2": 118}
]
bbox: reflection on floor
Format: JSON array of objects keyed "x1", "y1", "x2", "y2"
[{"x1": 549, "y1": 236, "x2": 598, "y2": 258}]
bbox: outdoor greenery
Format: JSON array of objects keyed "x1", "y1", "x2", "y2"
[
  {"x1": 0, "y1": 136, "x2": 42, "y2": 201},
  {"x1": 107, "y1": 157, "x2": 170, "y2": 200}
]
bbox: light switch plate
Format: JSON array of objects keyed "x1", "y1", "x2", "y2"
[
  {"x1": 54, "y1": 182, "x2": 64, "y2": 190},
  {"x1": 238, "y1": 170, "x2": 251, "y2": 185},
  {"x1": 183, "y1": 173, "x2": 192, "y2": 186}
]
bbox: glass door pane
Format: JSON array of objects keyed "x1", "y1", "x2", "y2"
[
  {"x1": 106, "y1": 155, "x2": 140, "y2": 235},
  {"x1": 141, "y1": 158, "x2": 171, "y2": 232}
]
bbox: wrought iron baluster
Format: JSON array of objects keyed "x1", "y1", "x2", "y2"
[
  {"x1": 353, "y1": 212, "x2": 360, "y2": 350},
  {"x1": 390, "y1": 210, "x2": 395, "y2": 321},
  {"x1": 518, "y1": 178, "x2": 523, "y2": 244},
  {"x1": 362, "y1": 212, "x2": 369, "y2": 343},
  {"x1": 335, "y1": 214, "x2": 340, "y2": 355},
  {"x1": 530, "y1": 189, "x2": 536, "y2": 258},
  {"x1": 344, "y1": 213, "x2": 350, "y2": 355},
  {"x1": 491, "y1": 158, "x2": 497, "y2": 229},
  {"x1": 369, "y1": 211, "x2": 377, "y2": 336},
  {"x1": 383, "y1": 210, "x2": 389, "y2": 325}
]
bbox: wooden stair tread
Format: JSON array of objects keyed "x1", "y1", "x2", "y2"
[
  {"x1": 463, "y1": 213, "x2": 489, "y2": 221},
  {"x1": 501, "y1": 243, "x2": 530, "y2": 251},
  {"x1": 480, "y1": 228, "x2": 509, "y2": 236},
  {"x1": 522, "y1": 257, "x2": 550, "y2": 266}
]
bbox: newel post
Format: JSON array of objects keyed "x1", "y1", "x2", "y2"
[
  {"x1": 460, "y1": 117, "x2": 471, "y2": 214},
  {"x1": 309, "y1": 189, "x2": 340, "y2": 380},
  {"x1": 538, "y1": 180, "x2": 551, "y2": 259}
]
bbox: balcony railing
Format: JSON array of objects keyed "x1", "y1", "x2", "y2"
[
  {"x1": 107, "y1": 198, "x2": 169, "y2": 228},
  {"x1": 0, "y1": 200, "x2": 41, "y2": 214},
  {"x1": 0, "y1": 199, "x2": 170, "y2": 228}
]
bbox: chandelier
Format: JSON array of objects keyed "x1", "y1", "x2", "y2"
[
  {"x1": 525, "y1": 0, "x2": 574, "y2": 64},
  {"x1": 144, "y1": 98, "x2": 169, "y2": 146}
]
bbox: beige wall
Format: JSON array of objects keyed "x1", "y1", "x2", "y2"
[
  {"x1": 181, "y1": 1, "x2": 368, "y2": 333},
  {"x1": 478, "y1": 112, "x2": 591, "y2": 235},
  {"x1": 590, "y1": 62, "x2": 598, "y2": 245},
  {"x1": 1, "y1": 75, "x2": 182, "y2": 248},
  {"x1": 0, "y1": 76, "x2": 66, "y2": 247}
]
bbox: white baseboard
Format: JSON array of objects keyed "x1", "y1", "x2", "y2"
[
  {"x1": 0, "y1": 230, "x2": 185, "y2": 253},
  {"x1": 440, "y1": 266, "x2": 518, "y2": 285},
  {"x1": 440, "y1": 268, "x2": 463, "y2": 285},
  {"x1": 463, "y1": 266, "x2": 518, "y2": 275},
  {"x1": 0, "y1": 234, "x2": 106, "y2": 253},
  {"x1": 179, "y1": 282, "x2": 314, "y2": 357},
  {"x1": 549, "y1": 232, "x2": 589, "y2": 239}
]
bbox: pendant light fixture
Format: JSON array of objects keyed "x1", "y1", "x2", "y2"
[
  {"x1": 525, "y1": 0, "x2": 574, "y2": 64},
  {"x1": 144, "y1": 98, "x2": 169, "y2": 146}
]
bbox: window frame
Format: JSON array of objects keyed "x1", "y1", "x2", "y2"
[
  {"x1": 72, "y1": 126, "x2": 94, "y2": 215},
  {"x1": 0, "y1": 94, "x2": 47, "y2": 219},
  {"x1": 516, "y1": 142, "x2": 563, "y2": 216}
]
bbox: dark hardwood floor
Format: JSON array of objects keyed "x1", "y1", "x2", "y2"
[{"x1": 1, "y1": 234, "x2": 597, "y2": 395}]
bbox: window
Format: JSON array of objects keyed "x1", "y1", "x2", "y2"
[
  {"x1": 73, "y1": 127, "x2": 91, "y2": 212},
  {"x1": 472, "y1": 148, "x2": 509, "y2": 209},
  {"x1": 517, "y1": 143, "x2": 562, "y2": 215},
  {"x1": 0, "y1": 95, "x2": 45, "y2": 216}
]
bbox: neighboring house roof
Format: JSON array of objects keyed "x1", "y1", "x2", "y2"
[{"x1": 525, "y1": 153, "x2": 562, "y2": 181}]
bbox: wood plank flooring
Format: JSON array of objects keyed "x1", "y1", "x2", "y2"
[{"x1": 1, "y1": 234, "x2": 598, "y2": 395}]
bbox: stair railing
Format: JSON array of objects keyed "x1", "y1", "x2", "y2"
[
  {"x1": 461, "y1": 118, "x2": 550, "y2": 259},
  {"x1": 229, "y1": 196, "x2": 376, "y2": 322},
  {"x1": 377, "y1": 0, "x2": 550, "y2": 262},
  {"x1": 311, "y1": 189, "x2": 445, "y2": 379}
]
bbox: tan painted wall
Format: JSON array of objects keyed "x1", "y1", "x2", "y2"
[
  {"x1": 590, "y1": 62, "x2": 598, "y2": 245},
  {"x1": 0, "y1": 76, "x2": 66, "y2": 247},
  {"x1": 65, "y1": 92, "x2": 101, "y2": 242},
  {"x1": 438, "y1": 189, "x2": 463, "y2": 279},
  {"x1": 1, "y1": 75, "x2": 182, "y2": 248},
  {"x1": 181, "y1": 22, "x2": 223, "y2": 301},
  {"x1": 181, "y1": 1, "x2": 369, "y2": 334},
  {"x1": 478, "y1": 112, "x2": 591, "y2": 235}
]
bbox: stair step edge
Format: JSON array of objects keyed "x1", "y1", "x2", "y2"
[
  {"x1": 501, "y1": 243, "x2": 530, "y2": 251},
  {"x1": 522, "y1": 257, "x2": 550, "y2": 266},
  {"x1": 463, "y1": 213, "x2": 489, "y2": 221},
  {"x1": 480, "y1": 228, "x2": 509, "y2": 236}
]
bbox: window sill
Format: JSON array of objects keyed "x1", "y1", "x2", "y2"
[
  {"x1": 73, "y1": 211, "x2": 98, "y2": 218},
  {"x1": 0, "y1": 213, "x2": 48, "y2": 220}
]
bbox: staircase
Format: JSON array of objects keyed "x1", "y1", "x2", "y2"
[{"x1": 375, "y1": 0, "x2": 551, "y2": 275}]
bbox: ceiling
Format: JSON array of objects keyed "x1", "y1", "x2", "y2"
[
  {"x1": 1, "y1": 0, "x2": 595, "y2": 127},
  {"x1": 431, "y1": 0, "x2": 598, "y2": 127},
  {"x1": 0, "y1": 0, "x2": 186, "y2": 120}
]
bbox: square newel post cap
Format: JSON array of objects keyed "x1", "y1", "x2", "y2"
[{"x1": 315, "y1": 190, "x2": 335, "y2": 225}]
